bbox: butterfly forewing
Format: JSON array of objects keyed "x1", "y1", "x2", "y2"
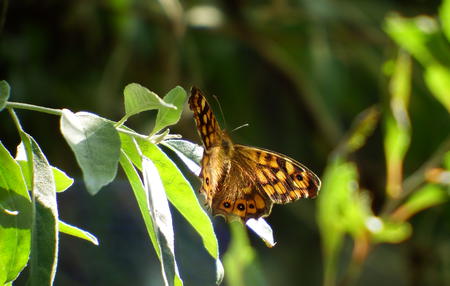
[{"x1": 188, "y1": 87, "x2": 222, "y2": 150}]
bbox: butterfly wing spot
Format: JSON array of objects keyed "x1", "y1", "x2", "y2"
[
  {"x1": 256, "y1": 170, "x2": 268, "y2": 184},
  {"x1": 273, "y1": 182, "x2": 286, "y2": 195},
  {"x1": 263, "y1": 184, "x2": 275, "y2": 196},
  {"x1": 253, "y1": 194, "x2": 266, "y2": 209},
  {"x1": 285, "y1": 161, "x2": 295, "y2": 175},
  {"x1": 276, "y1": 170, "x2": 287, "y2": 181},
  {"x1": 233, "y1": 199, "x2": 247, "y2": 217}
]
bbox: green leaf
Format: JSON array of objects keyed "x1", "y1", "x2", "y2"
[
  {"x1": 142, "y1": 156, "x2": 183, "y2": 286},
  {"x1": 440, "y1": 0, "x2": 450, "y2": 42},
  {"x1": 424, "y1": 64, "x2": 450, "y2": 112},
  {"x1": 152, "y1": 86, "x2": 187, "y2": 135},
  {"x1": 119, "y1": 150, "x2": 159, "y2": 256},
  {"x1": 384, "y1": 51, "x2": 412, "y2": 198},
  {"x1": 0, "y1": 141, "x2": 32, "y2": 285},
  {"x1": 161, "y1": 139, "x2": 203, "y2": 176},
  {"x1": 0, "y1": 80, "x2": 10, "y2": 111},
  {"x1": 60, "y1": 110, "x2": 121, "y2": 195},
  {"x1": 367, "y1": 217, "x2": 412, "y2": 244},
  {"x1": 16, "y1": 159, "x2": 73, "y2": 193},
  {"x1": 334, "y1": 106, "x2": 380, "y2": 157},
  {"x1": 19, "y1": 132, "x2": 59, "y2": 286},
  {"x1": 121, "y1": 137, "x2": 223, "y2": 284},
  {"x1": 392, "y1": 184, "x2": 449, "y2": 221},
  {"x1": 384, "y1": 15, "x2": 450, "y2": 67},
  {"x1": 59, "y1": 220, "x2": 98, "y2": 245},
  {"x1": 223, "y1": 222, "x2": 267, "y2": 286},
  {"x1": 317, "y1": 160, "x2": 361, "y2": 286},
  {"x1": 119, "y1": 83, "x2": 176, "y2": 126}
]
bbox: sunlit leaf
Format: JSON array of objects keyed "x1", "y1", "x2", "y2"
[
  {"x1": 121, "y1": 137, "x2": 223, "y2": 284},
  {"x1": 0, "y1": 80, "x2": 10, "y2": 111},
  {"x1": 152, "y1": 86, "x2": 187, "y2": 135},
  {"x1": 0, "y1": 142, "x2": 31, "y2": 285},
  {"x1": 119, "y1": 150, "x2": 159, "y2": 256},
  {"x1": 424, "y1": 64, "x2": 450, "y2": 112},
  {"x1": 59, "y1": 220, "x2": 98, "y2": 245},
  {"x1": 60, "y1": 110, "x2": 121, "y2": 195},
  {"x1": 16, "y1": 159, "x2": 73, "y2": 193},
  {"x1": 142, "y1": 156, "x2": 183, "y2": 286},
  {"x1": 440, "y1": 0, "x2": 450, "y2": 42},
  {"x1": 119, "y1": 83, "x2": 176, "y2": 126}
]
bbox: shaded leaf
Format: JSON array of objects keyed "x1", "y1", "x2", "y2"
[
  {"x1": 0, "y1": 142, "x2": 31, "y2": 285},
  {"x1": 223, "y1": 222, "x2": 267, "y2": 286},
  {"x1": 0, "y1": 80, "x2": 10, "y2": 111},
  {"x1": 60, "y1": 110, "x2": 121, "y2": 195},
  {"x1": 317, "y1": 160, "x2": 361, "y2": 286},
  {"x1": 19, "y1": 132, "x2": 59, "y2": 285},
  {"x1": 152, "y1": 86, "x2": 187, "y2": 135},
  {"x1": 59, "y1": 220, "x2": 99, "y2": 246},
  {"x1": 161, "y1": 139, "x2": 203, "y2": 176}
]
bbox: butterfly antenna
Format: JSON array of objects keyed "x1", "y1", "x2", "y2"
[
  {"x1": 212, "y1": 94, "x2": 228, "y2": 130},
  {"x1": 231, "y1": 123, "x2": 250, "y2": 133}
]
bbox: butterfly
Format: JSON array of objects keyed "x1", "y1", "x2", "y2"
[{"x1": 188, "y1": 87, "x2": 321, "y2": 222}]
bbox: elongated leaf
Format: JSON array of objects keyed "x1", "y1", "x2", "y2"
[
  {"x1": 0, "y1": 80, "x2": 10, "y2": 111},
  {"x1": 0, "y1": 142, "x2": 32, "y2": 284},
  {"x1": 142, "y1": 157, "x2": 183, "y2": 286},
  {"x1": 121, "y1": 137, "x2": 223, "y2": 284},
  {"x1": 60, "y1": 110, "x2": 121, "y2": 195},
  {"x1": 59, "y1": 220, "x2": 98, "y2": 245},
  {"x1": 119, "y1": 150, "x2": 159, "y2": 255},
  {"x1": 152, "y1": 86, "x2": 187, "y2": 135},
  {"x1": 19, "y1": 132, "x2": 59, "y2": 286},
  {"x1": 122, "y1": 83, "x2": 176, "y2": 122}
]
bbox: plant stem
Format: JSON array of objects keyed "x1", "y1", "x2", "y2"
[{"x1": 6, "y1": 102, "x2": 63, "y2": 116}]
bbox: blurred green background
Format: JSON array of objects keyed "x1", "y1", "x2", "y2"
[{"x1": 1, "y1": 0, "x2": 449, "y2": 285}]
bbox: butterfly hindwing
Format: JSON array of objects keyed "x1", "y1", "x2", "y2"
[{"x1": 234, "y1": 145, "x2": 321, "y2": 204}]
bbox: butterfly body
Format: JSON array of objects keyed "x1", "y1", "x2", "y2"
[{"x1": 189, "y1": 87, "x2": 321, "y2": 222}]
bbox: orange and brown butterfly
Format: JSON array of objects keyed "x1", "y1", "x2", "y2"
[{"x1": 188, "y1": 87, "x2": 321, "y2": 222}]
